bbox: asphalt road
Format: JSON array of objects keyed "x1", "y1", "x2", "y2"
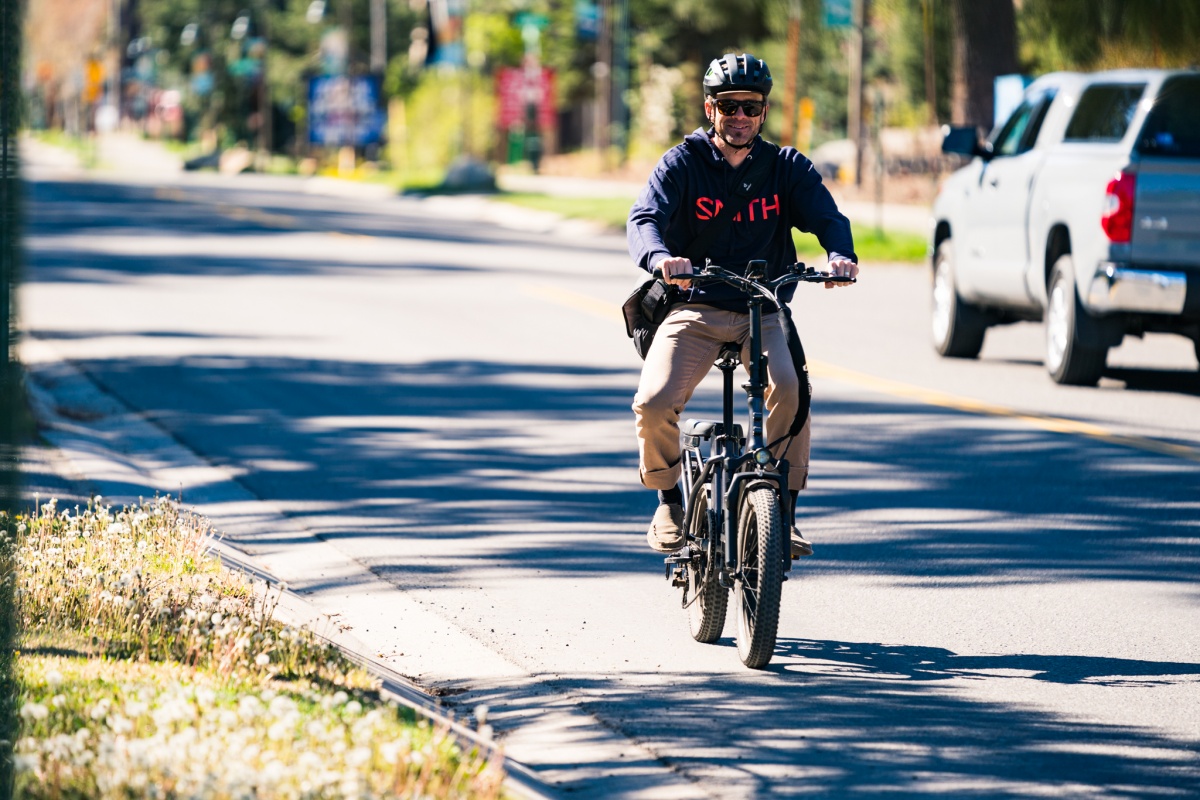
[{"x1": 19, "y1": 158, "x2": 1200, "y2": 798}]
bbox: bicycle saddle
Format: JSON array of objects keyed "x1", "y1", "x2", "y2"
[
  {"x1": 682, "y1": 419, "x2": 746, "y2": 445},
  {"x1": 716, "y1": 342, "x2": 741, "y2": 367}
]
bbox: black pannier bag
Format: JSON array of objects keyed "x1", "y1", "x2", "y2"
[{"x1": 621, "y1": 277, "x2": 676, "y2": 360}]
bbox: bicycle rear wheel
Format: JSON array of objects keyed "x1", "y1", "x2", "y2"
[
  {"x1": 735, "y1": 486, "x2": 784, "y2": 668},
  {"x1": 686, "y1": 488, "x2": 727, "y2": 643}
]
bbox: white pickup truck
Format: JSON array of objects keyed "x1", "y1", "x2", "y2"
[{"x1": 930, "y1": 69, "x2": 1200, "y2": 385}]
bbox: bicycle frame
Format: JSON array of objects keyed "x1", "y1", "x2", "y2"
[
  {"x1": 673, "y1": 261, "x2": 840, "y2": 588},
  {"x1": 667, "y1": 261, "x2": 855, "y2": 665}
]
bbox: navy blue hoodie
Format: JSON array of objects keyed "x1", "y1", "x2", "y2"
[{"x1": 627, "y1": 128, "x2": 856, "y2": 309}]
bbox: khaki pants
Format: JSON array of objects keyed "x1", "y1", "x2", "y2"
[{"x1": 632, "y1": 304, "x2": 811, "y2": 492}]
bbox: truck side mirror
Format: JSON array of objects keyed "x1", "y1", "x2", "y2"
[{"x1": 941, "y1": 125, "x2": 991, "y2": 160}]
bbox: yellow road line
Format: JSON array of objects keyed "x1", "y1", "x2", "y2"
[
  {"x1": 153, "y1": 189, "x2": 299, "y2": 228},
  {"x1": 531, "y1": 283, "x2": 1200, "y2": 462},
  {"x1": 525, "y1": 284, "x2": 624, "y2": 322},
  {"x1": 214, "y1": 203, "x2": 298, "y2": 228}
]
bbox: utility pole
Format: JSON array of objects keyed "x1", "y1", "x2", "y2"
[
  {"x1": 848, "y1": 0, "x2": 869, "y2": 186},
  {"x1": 594, "y1": 0, "x2": 611, "y2": 162},
  {"x1": 258, "y1": 2, "x2": 272, "y2": 163},
  {"x1": 923, "y1": 0, "x2": 937, "y2": 126},
  {"x1": 369, "y1": 0, "x2": 386, "y2": 74},
  {"x1": 781, "y1": 0, "x2": 801, "y2": 148}
]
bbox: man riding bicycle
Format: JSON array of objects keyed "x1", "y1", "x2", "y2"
[{"x1": 628, "y1": 52, "x2": 859, "y2": 557}]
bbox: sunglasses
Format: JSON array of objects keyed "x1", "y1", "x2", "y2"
[{"x1": 714, "y1": 99, "x2": 765, "y2": 117}]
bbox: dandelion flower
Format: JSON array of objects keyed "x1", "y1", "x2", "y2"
[{"x1": 20, "y1": 702, "x2": 49, "y2": 721}]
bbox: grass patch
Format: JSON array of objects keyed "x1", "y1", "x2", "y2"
[
  {"x1": 795, "y1": 227, "x2": 928, "y2": 264},
  {"x1": 25, "y1": 130, "x2": 98, "y2": 168},
  {"x1": 3, "y1": 498, "x2": 504, "y2": 798}
]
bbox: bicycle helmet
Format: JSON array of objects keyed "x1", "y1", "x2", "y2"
[{"x1": 703, "y1": 53, "x2": 772, "y2": 98}]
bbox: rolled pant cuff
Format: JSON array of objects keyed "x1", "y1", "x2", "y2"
[{"x1": 640, "y1": 465, "x2": 682, "y2": 491}]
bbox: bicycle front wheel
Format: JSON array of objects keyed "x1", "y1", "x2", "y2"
[
  {"x1": 686, "y1": 488, "x2": 728, "y2": 643},
  {"x1": 734, "y1": 486, "x2": 784, "y2": 669}
]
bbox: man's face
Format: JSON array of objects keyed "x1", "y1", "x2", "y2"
[{"x1": 706, "y1": 91, "x2": 768, "y2": 148}]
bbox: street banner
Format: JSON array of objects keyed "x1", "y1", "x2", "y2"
[
  {"x1": 308, "y1": 75, "x2": 386, "y2": 146},
  {"x1": 496, "y1": 66, "x2": 556, "y2": 132}
]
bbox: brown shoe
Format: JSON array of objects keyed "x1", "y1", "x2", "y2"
[
  {"x1": 647, "y1": 504, "x2": 685, "y2": 552},
  {"x1": 790, "y1": 526, "x2": 813, "y2": 558}
]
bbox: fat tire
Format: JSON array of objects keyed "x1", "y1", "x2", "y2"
[
  {"x1": 931, "y1": 239, "x2": 987, "y2": 359},
  {"x1": 735, "y1": 487, "x2": 784, "y2": 669},
  {"x1": 686, "y1": 489, "x2": 728, "y2": 643},
  {"x1": 1046, "y1": 254, "x2": 1107, "y2": 386}
]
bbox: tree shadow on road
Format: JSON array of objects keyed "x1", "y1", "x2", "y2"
[
  {"x1": 25, "y1": 350, "x2": 1200, "y2": 591},
  {"x1": 458, "y1": 648, "x2": 1200, "y2": 798},
  {"x1": 771, "y1": 638, "x2": 1200, "y2": 687},
  {"x1": 24, "y1": 177, "x2": 623, "y2": 283}
]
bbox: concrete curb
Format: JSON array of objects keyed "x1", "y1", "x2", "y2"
[{"x1": 208, "y1": 541, "x2": 563, "y2": 800}]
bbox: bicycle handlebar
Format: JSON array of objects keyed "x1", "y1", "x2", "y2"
[{"x1": 677, "y1": 262, "x2": 855, "y2": 307}]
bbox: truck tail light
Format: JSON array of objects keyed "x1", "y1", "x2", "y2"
[{"x1": 1101, "y1": 171, "x2": 1136, "y2": 243}]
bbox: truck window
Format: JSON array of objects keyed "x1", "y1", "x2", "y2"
[
  {"x1": 1136, "y1": 75, "x2": 1200, "y2": 159},
  {"x1": 1063, "y1": 83, "x2": 1146, "y2": 142},
  {"x1": 991, "y1": 91, "x2": 1056, "y2": 156}
]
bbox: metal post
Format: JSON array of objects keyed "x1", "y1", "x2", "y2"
[
  {"x1": 0, "y1": 0, "x2": 25, "y2": 785},
  {"x1": 370, "y1": 0, "x2": 386, "y2": 74},
  {"x1": 611, "y1": 0, "x2": 629, "y2": 164},
  {"x1": 258, "y1": 1, "x2": 272, "y2": 163},
  {"x1": 594, "y1": 0, "x2": 611, "y2": 161}
]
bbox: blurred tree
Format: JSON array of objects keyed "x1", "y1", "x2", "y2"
[
  {"x1": 625, "y1": 0, "x2": 773, "y2": 137},
  {"x1": 950, "y1": 0, "x2": 1017, "y2": 130},
  {"x1": 1019, "y1": 0, "x2": 1200, "y2": 71},
  {"x1": 137, "y1": 0, "x2": 421, "y2": 151}
]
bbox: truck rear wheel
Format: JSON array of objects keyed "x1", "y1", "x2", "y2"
[
  {"x1": 1046, "y1": 254, "x2": 1108, "y2": 386},
  {"x1": 932, "y1": 239, "x2": 987, "y2": 359}
]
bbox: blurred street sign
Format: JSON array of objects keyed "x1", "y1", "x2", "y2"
[
  {"x1": 515, "y1": 11, "x2": 549, "y2": 30},
  {"x1": 320, "y1": 28, "x2": 349, "y2": 76},
  {"x1": 823, "y1": 0, "x2": 853, "y2": 29},
  {"x1": 576, "y1": 1, "x2": 600, "y2": 41},
  {"x1": 84, "y1": 59, "x2": 104, "y2": 103},
  {"x1": 308, "y1": 75, "x2": 386, "y2": 146}
]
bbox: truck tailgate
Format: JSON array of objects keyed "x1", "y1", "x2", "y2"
[
  {"x1": 1131, "y1": 74, "x2": 1200, "y2": 267},
  {"x1": 1132, "y1": 161, "x2": 1200, "y2": 266}
]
